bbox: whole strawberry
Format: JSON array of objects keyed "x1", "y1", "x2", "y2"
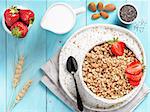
[
  {"x1": 10, "y1": 22, "x2": 28, "y2": 38},
  {"x1": 4, "y1": 6, "x2": 19, "y2": 27},
  {"x1": 19, "y1": 9, "x2": 35, "y2": 25}
]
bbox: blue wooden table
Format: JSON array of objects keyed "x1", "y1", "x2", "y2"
[{"x1": 0, "y1": 0, "x2": 149, "y2": 112}]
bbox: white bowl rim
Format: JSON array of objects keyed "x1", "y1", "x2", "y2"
[
  {"x1": 2, "y1": 5, "x2": 32, "y2": 37},
  {"x1": 117, "y1": 3, "x2": 139, "y2": 25},
  {"x1": 77, "y1": 24, "x2": 146, "y2": 104},
  {"x1": 40, "y1": 2, "x2": 76, "y2": 34}
]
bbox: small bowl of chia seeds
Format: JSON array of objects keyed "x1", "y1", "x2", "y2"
[{"x1": 118, "y1": 3, "x2": 138, "y2": 24}]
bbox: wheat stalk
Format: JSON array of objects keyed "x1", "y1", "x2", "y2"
[
  {"x1": 8, "y1": 56, "x2": 25, "y2": 111},
  {"x1": 9, "y1": 80, "x2": 32, "y2": 111},
  {"x1": 13, "y1": 56, "x2": 24, "y2": 88},
  {"x1": 16, "y1": 80, "x2": 32, "y2": 102}
]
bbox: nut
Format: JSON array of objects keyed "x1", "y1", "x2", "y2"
[
  {"x1": 88, "y1": 2, "x2": 97, "y2": 12},
  {"x1": 91, "y1": 13, "x2": 100, "y2": 20},
  {"x1": 104, "y1": 4, "x2": 116, "y2": 12},
  {"x1": 97, "y1": 2, "x2": 103, "y2": 11},
  {"x1": 100, "y1": 11, "x2": 109, "y2": 19}
]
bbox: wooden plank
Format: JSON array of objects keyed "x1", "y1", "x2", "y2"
[
  {"x1": 6, "y1": 0, "x2": 47, "y2": 112},
  {"x1": 46, "y1": 0, "x2": 86, "y2": 112},
  {"x1": 0, "y1": 0, "x2": 6, "y2": 111}
]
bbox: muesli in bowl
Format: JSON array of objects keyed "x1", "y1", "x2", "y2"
[{"x1": 82, "y1": 38, "x2": 144, "y2": 100}]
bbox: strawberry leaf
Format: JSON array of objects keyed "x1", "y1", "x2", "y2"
[
  {"x1": 10, "y1": 6, "x2": 19, "y2": 14},
  {"x1": 29, "y1": 17, "x2": 34, "y2": 25},
  {"x1": 11, "y1": 27, "x2": 22, "y2": 38}
]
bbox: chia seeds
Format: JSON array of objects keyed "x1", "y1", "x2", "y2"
[{"x1": 120, "y1": 5, "x2": 137, "y2": 22}]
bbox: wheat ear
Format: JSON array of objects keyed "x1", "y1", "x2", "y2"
[
  {"x1": 8, "y1": 56, "x2": 24, "y2": 110},
  {"x1": 13, "y1": 56, "x2": 24, "y2": 88},
  {"x1": 9, "y1": 80, "x2": 32, "y2": 111},
  {"x1": 16, "y1": 80, "x2": 32, "y2": 103}
]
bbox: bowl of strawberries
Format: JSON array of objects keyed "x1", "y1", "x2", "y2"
[{"x1": 2, "y1": 5, "x2": 35, "y2": 38}]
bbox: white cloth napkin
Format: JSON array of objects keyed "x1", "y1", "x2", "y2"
[{"x1": 40, "y1": 49, "x2": 150, "y2": 112}]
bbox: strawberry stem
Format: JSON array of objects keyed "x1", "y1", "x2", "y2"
[
  {"x1": 10, "y1": 6, "x2": 19, "y2": 14},
  {"x1": 11, "y1": 27, "x2": 22, "y2": 38},
  {"x1": 113, "y1": 37, "x2": 119, "y2": 42},
  {"x1": 108, "y1": 37, "x2": 119, "y2": 44},
  {"x1": 29, "y1": 18, "x2": 34, "y2": 25}
]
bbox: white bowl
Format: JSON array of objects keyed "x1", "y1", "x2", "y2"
[
  {"x1": 118, "y1": 3, "x2": 139, "y2": 24},
  {"x1": 59, "y1": 24, "x2": 146, "y2": 110},
  {"x1": 2, "y1": 5, "x2": 32, "y2": 37},
  {"x1": 76, "y1": 25, "x2": 146, "y2": 108}
]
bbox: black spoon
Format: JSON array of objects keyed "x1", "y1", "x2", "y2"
[{"x1": 66, "y1": 56, "x2": 84, "y2": 111}]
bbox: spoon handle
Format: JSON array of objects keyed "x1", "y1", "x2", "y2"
[{"x1": 72, "y1": 74, "x2": 84, "y2": 111}]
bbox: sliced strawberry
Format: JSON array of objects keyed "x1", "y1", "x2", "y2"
[
  {"x1": 4, "y1": 6, "x2": 19, "y2": 27},
  {"x1": 10, "y1": 21, "x2": 28, "y2": 38},
  {"x1": 126, "y1": 72, "x2": 143, "y2": 82},
  {"x1": 128, "y1": 80, "x2": 140, "y2": 87},
  {"x1": 111, "y1": 41, "x2": 125, "y2": 56},
  {"x1": 126, "y1": 60, "x2": 143, "y2": 75},
  {"x1": 19, "y1": 9, "x2": 35, "y2": 25}
]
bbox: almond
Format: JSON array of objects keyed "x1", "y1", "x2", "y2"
[
  {"x1": 92, "y1": 13, "x2": 100, "y2": 20},
  {"x1": 97, "y1": 2, "x2": 103, "y2": 11},
  {"x1": 104, "y1": 4, "x2": 116, "y2": 12},
  {"x1": 88, "y1": 2, "x2": 97, "y2": 12},
  {"x1": 100, "y1": 11, "x2": 109, "y2": 19}
]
